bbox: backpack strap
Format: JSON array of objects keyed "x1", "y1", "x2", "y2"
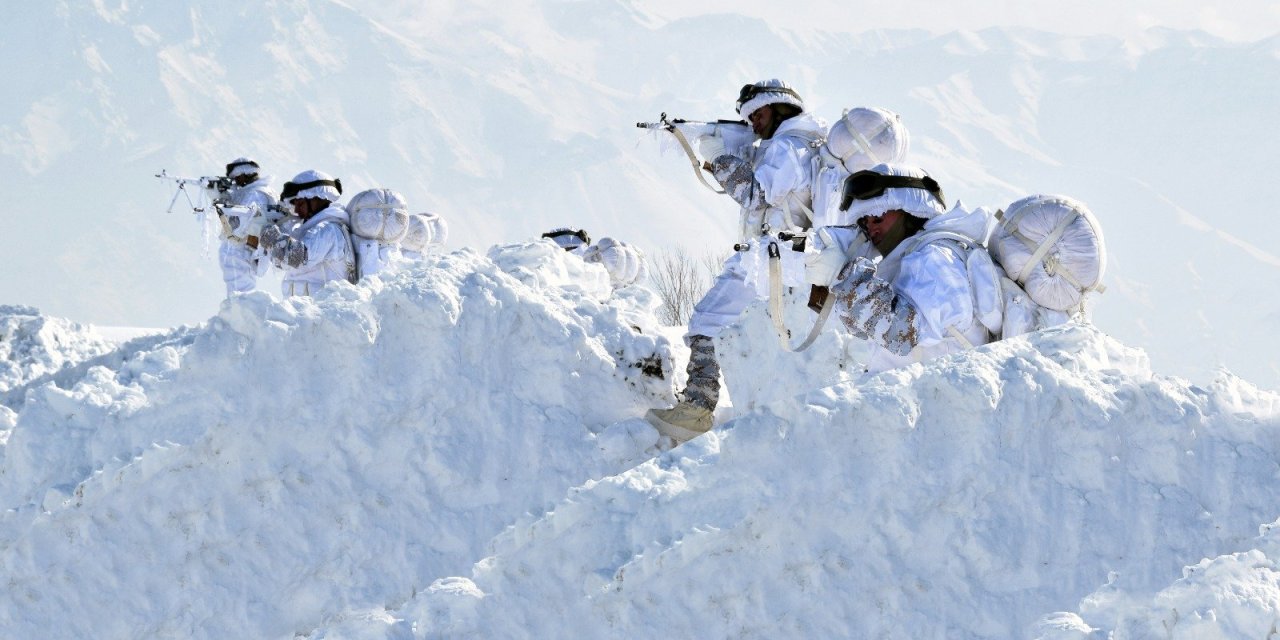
[
  {"x1": 947, "y1": 326, "x2": 976, "y2": 349},
  {"x1": 908, "y1": 230, "x2": 994, "y2": 347},
  {"x1": 334, "y1": 219, "x2": 359, "y2": 284},
  {"x1": 839, "y1": 113, "x2": 893, "y2": 169},
  {"x1": 771, "y1": 130, "x2": 824, "y2": 233}
]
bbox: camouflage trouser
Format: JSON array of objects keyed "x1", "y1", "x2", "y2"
[{"x1": 678, "y1": 334, "x2": 720, "y2": 411}]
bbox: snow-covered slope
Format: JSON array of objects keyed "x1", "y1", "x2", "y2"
[
  {"x1": 306, "y1": 322, "x2": 1280, "y2": 639},
  {"x1": 3, "y1": 243, "x2": 1279, "y2": 638},
  {"x1": 0, "y1": 305, "x2": 120, "y2": 394},
  {"x1": 0, "y1": 244, "x2": 676, "y2": 639},
  {"x1": 2, "y1": 2, "x2": 1277, "y2": 388}
]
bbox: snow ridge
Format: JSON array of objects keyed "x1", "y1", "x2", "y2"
[
  {"x1": 3, "y1": 243, "x2": 1280, "y2": 638},
  {"x1": 316, "y1": 325, "x2": 1280, "y2": 639},
  {"x1": 0, "y1": 244, "x2": 674, "y2": 639}
]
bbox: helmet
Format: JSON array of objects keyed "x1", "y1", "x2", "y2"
[
  {"x1": 823, "y1": 108, "x2": 910, "y2": 172},
  {"x1": 735, "y1": 79, "x2": 805, "y2": 120},
  {"x1": 840, "y1": 163, "x2": 947, "y2": 222},
  {"x1": 225, "y1": 157, "x2": 260, "y2": 179},
  {"x1": 281, "y1": 169, "x2": 342, "y2": 203},
  {"x1": 541, "y1": 228, "x2": 590, "y2": 251}
]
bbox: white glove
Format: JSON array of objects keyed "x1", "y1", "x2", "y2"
[
  {"x1": 804, "y1": 229, "x2": 850, "y2": 286},
  {"x1": 699, "y1": 135, "x2": 726, "y2": 161}
]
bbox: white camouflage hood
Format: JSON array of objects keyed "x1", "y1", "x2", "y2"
[{"x1": 842, "y1": 163, "x2": 948, "y2": 223}]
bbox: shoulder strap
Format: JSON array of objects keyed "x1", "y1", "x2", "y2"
[
  {"x1": 764, "y1": 241, "x2": 833, "y2": 352},
  {"x1": 894, "y1": 230, "x2": 975, "y2": 260},
  {"x1": 909, "y1": 230, "x2": 998, "y2": 347},
  {"x1": 332, "y1": 219, "x2": 359, "y2": 284}
]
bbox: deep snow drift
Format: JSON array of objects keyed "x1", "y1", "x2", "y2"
[
  {"x1": 2, "y1": 246, "x2": 1279, "y2": 639},
  {"x1": 310, "y1": 321, "x2": 1280, "y2": 639},
  {"x1": 0, "y1": 305, "x2": 118, "y2": 395},
  {"x1": 0, "y1": 243, "x2": 676, "y2": 639}
]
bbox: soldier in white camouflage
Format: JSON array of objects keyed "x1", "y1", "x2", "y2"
[{"x1": 646, "y1": 79, "x2": 825, "y2": 445}]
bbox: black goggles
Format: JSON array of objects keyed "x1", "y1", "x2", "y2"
[
  {"x1": 281, "y1": 178, "x2": 343, "y2": 201},
  {"x1": 838, "y1": 170, "x2": 944, "y2": 212},
  {"x1": 541, "y1": 228, "x2": 591, "y2": 249},
  {"x1": 225, "y1": 159, "x2": 259, "y2": 176}
]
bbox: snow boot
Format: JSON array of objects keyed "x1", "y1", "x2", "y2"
[
  {"x1": 645, "y1": 335, "x2": 719, "y2": 444},
  {"x1": 646, "y1": 402, "x2": 713, "y2": 443}
]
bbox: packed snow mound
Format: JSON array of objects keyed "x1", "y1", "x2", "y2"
[
  {"x1": 1035, "y1": 517, "x2": 1280, "y2": 639},
  {"x1": 0, "y1": 305, "x2": 117, "y2": 394},
  {"x1": 0, "y1": 243, "x2": 676, "y2": 640},
  {"x1": 319, "y1": 325, "x2": 1280, "y2": 639}
]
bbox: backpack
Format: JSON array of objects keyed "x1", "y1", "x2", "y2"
[
  {"x1": 909, "y1": 195, "x2": 1105, "y2": 344},
  {"x1": 400, "y1": 212, "x2": 449, "y2": 255},
  {"x1": 346, "y1": 188, "x2": 412, "y2": 281},
  {"x1": 989, "y1": 194, "x2": 1107, "y2": 314}
]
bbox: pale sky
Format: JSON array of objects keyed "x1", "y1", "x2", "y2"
[{"x1": 636, "y1": 0, "x2": 1280, "y2": 42}]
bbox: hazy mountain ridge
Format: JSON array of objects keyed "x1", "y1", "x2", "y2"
[{"x1": 1, "y1": 3, "x2": 1276, "y2": 382}]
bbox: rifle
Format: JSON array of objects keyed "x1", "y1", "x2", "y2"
[
  {"x1": 155, "y1": 170, "x2": 287, "y2": 244},
  {"x1": 733, "y1": 225, "x2": 807, "y2": 253},
  {"x1": 636, "y1": 112, "x2": 753, "y2": 194},
  {"x1": 155, "y1": 169, "x2": 233, "y2": 214}
]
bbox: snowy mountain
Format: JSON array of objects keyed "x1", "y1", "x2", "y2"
[
  {"x1": 1, "y1": 247, "x2": 1277, "y2": 639},
  {"x1": 1, "y1": 1, "x2": 1277, "y2": 389}
]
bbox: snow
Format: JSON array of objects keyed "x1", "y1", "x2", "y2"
[
  {"x1": 3, "y1": 3, "x2": 1280, "y2": 638},
  {"x1": 0, "y1": 244, "x2": 675, "y2": 638},
  {"x1": 346, "y1": 324, "x2": 1280, "y2": 639},
  {"x1": 0, "y1": 305, "x2": 119, "y2": 394},
  {"x1": 1, "y1": 246, "x2": 1279, "y2": 638}
]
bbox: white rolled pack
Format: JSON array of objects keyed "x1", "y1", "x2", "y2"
[
  {"x1": 989, "y1": 194, "x2": 1106, "y2": 312},
  {"x1": 401, "y1": 212, "x2": 449, "y2": 254},
  {"x1": 348, "y1": 188, "x2": 411, "y2": 243}
]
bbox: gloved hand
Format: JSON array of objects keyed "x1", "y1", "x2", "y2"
[
  {"x1": 258, "y1": 223, "x2": 284, "y2": 250},
  {"x1": 268, "y1": 235, "x2": 308, "y2": 268},
  {"x1": 699, "y1": 135, "x2": 726, "y2": 162},
  {"x1": 844, "y1": 256, "x2": 878, "y2": 285},
  {"x1": 283, "y1": 242, "x2": 307, "y2": 268},
  {"x1": 804, "y1": 228, "x2": 850, "y2": 286}
]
